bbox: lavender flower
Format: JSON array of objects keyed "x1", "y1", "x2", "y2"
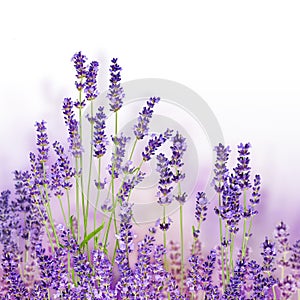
[
  {"x1": 131, "y1": 234, "x2": 156, "y2": 298},
  {"x1": 248, "y1": 259, "x2": 277, "y2": 299},
  {"x1": 35, "y1": 120, "x2": 50, "y2": 165},
  {"x1": 142, "y1": 128, "x2": 173, "y2": 161},
  {"x1": 108, "y1": 133, "x2": 130, "y2": 178},
  {"x1": 212, "y1": 143, "x2": 231, "y2": 193},
  {"x1": 274, "y1": 221, "x2": 291, "y2": 273},
  {"x1": 290, "y1": 240, "x2": 300, "y2": 280},
  {"x1": 195, "y1": 191, "x2": 208, "y2": 223},
  {"x1": 49, "y1": 162, "x2": 64, "y2": 197},
  {"x1": 156, "y1": 153, "x2": 174, "y2": 205},
  {"x1": 84, "y1": 61, "x2": 99, "y2": 100},
  {"x1": 71, "y1": 51, "x2": 88, "y2": 91},
  {"x1": 200, "y1": 249, "x2": 218, "y2": 295},
  {"x1": 187, "y1": 249, "x2": 218, "y2": 298},
  {"x1": 186, "y1": 254, "x2": 202, "y2": 293},
  {"x1": 223, "y1": 258, "x2": 247, "y2": 299},
  {"x1": 217, "y1": 174, "x2": 242, "y2": 234},
  {"x1": 170, "y1": 131, "x2": 187, "y2": 170},
  {"x1": 107, "y1": 58, "x2": 125, "y2": 112},
  {"x1": 234, "y1": 142, "x2": 252, "y2": 190},
  {"x1": 133, "y1": 96, "x2": 160, "y2": 140},
  {"x1": 92, "y1": 249, "x2": 116, "y2": 298},
  {"x1": 278, "y1": 274, "x2": 297, "y2": 299},
  {"x1": 261, "y1": 236, "x2": 277, "y2": 272},
  {"x1": 62, "y1": 97, "x2": 83, "y2": 157},
  {"x1": 93, "y1": 106, "x2": 108, "y2": 158},
  {"x1": 115, "y1": 202, "x2": 135, "y2": 298},
  {"x1": 53, "y1": 141, "x2": 75, "y2": 190},
  {"x1": 150, "y1": 244, "x2": 168, "y2": 298}
]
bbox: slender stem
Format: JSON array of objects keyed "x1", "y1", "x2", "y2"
[
  {"x1": 244, "y1": 214, "x2": 254, "y2": 252},
  {"x1": 241, "y1": 189, "x2": 248, "y2": 257},
  {"x1": 272, "y1": 284, "x2": 277, "y2": 300},
  {"x1": 35, "y1": 200, "x2": 55, "y2": 252},
  {"x1": 86, "y1": 102, "x2": 94, "y2": 240},
  {"x1": 129, "y1": 138, "x2": 138, "y2": 161},
  {"x1": 225, "y1": 226, "x2": 230, "y2": 285},
  {"x1": 58, "y1": 196, "x2": 67, "y2": 225},
  {"x1": 75, "y1": 158, "x2": 80, "y2": 242},
  {"x1": 78, "y1": 107, "x2": 86, "y2": 239},
  {"x1": 179, "y1": 204, "x2": 184, "y2": 293},
  {"x1": 66, "y1": 189, "x2": 71, "y2": 227},
  {"x1": 103, "y1": 111, "x2": 119, "y2": 260},
  {"x1": 281, "y1": 252, "x2": 287, "y2": 281},
  {"x1": 218, "y1": 192, "x2": 226, "y2": 289},
  {"x1": 163, "y1": 205, "x2": 168, "y2": 271},
  {"x1": 94, "y1": 158, "x2": 102, "y2": 249},
  {"x1": 230, "y1": 232, "x2": 235, "y2": 274}
]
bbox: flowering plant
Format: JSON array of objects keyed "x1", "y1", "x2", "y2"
[{"x1": 0, "y1": 52, "x2": 299, "y2": 299}]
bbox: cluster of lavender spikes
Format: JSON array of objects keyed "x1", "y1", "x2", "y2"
[{"x1": 0, "y1": 52, "x2": 299, "y2": 299}]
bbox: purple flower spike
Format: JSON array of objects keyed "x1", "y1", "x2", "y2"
[
  {"x1": 156, "y1": 153, "x2": 173, "y2": 205},
  {"x1": 84, "y1": 61, "x2": 99, "y2": 101},
  {"x1": 133, "y1": 96, "x2": 160, "y2": 140},
  {"x1": 234, "y1": 142, "x2": 252, "y2": 190},
  {"x1": 212, "y1": 143, "x2": 231, "y2": 193},
  {"x1": 93, "y1": 106, "x2": 108, "y2": 158},
  {"x1": 261, "y1": 237, "x2": 277, "y2": 272},
  {"x1": 170, "y1": 131, "x2": 187, "y2": 169},
  {"x1": 250, "y1": 174, "x2": 261, "y2": 207},
  {"x1": 107, "y1": 58, "x2": 125, "y2": 112},
  {"x1": 195, "y1": 191, "x2": 208, "y2": 223},
  {"x1": 170, "y1": 131, "x2": 187, "y2": 184},
  {"x1": 62, "y1": 97, "x2": 83, "y2": 157},
  {"x1": 108, "y1": 133, "x2": 130, "y2": 178},
  {"x1": 142, "y1": 128, "x2": 173, "y2": 161},
  {"x1": 53, "y1": 141, "x2": 75, "y2": 190},
  {"x1": 35, "y1": 120, "x2": 49, "y2": 164},
  {"x1": 71, "y1": 51, "x2": 88, "y2": 90}
]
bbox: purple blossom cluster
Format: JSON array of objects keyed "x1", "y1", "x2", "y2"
[{"x1": 0, "y1": 52, "x2": 299, "y2": 299}]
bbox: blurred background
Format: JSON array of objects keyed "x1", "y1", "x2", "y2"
[{"x1": 0, "y1": 0, "x2": 299, "y2": 256}]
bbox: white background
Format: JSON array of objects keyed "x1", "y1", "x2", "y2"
[{"x1": 1, "y1": 1, "x2": 299, "y2": 244}]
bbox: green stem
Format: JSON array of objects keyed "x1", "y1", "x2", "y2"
[
  {"x1": 66, "y1": 189, "x2": 71, "y2": 227},
  {"x1": 78, "y1": 107, "x2": 86, "y2": 240},
  {"x1": 85, "y1": 102, "x2": 94, "y2": 242},
  {"x1": 163, "y1": 205, "x2": 168, "y2": 271},
  {"x1": 218, "y1": 192, "x2": 226, "y2": 289},
  {"x1": 241, "y1": 189, "x2": 248, "y2": 257},
  {"x1": 225, "y1": 226, "x2": 230, "y2": 285},
  {"x1": 179, "y1": 204, "x2": 184, "y2": 293},
  {"x1": 129, "y1": 138, "x2": 138, "y2": 161},
  {"x1": 103, "y1": 111, "x2": 119, "y2": 260},
  {"x1": 58, "y1": 196, "x2": 67, "y2": 226},
  {"x1": 272, "y1": 284, "x2": 277, "y2": 300},
  {"x1": 35, "y1": 201, "x2": 55, "y2": 252},
  {"x1": 75, "y1": 158, "x2": 81, "y2": 242},
  {"x1": 94, "y1": 158, "x2": 102, "y2": 249},
  {"x1": 230, "y1": 232, "x2": 235, "y2": 275}
]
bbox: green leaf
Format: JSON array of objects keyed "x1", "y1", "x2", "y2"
[{"x1": 79, "y1": 222, "x2": 105, "y2": 249}]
